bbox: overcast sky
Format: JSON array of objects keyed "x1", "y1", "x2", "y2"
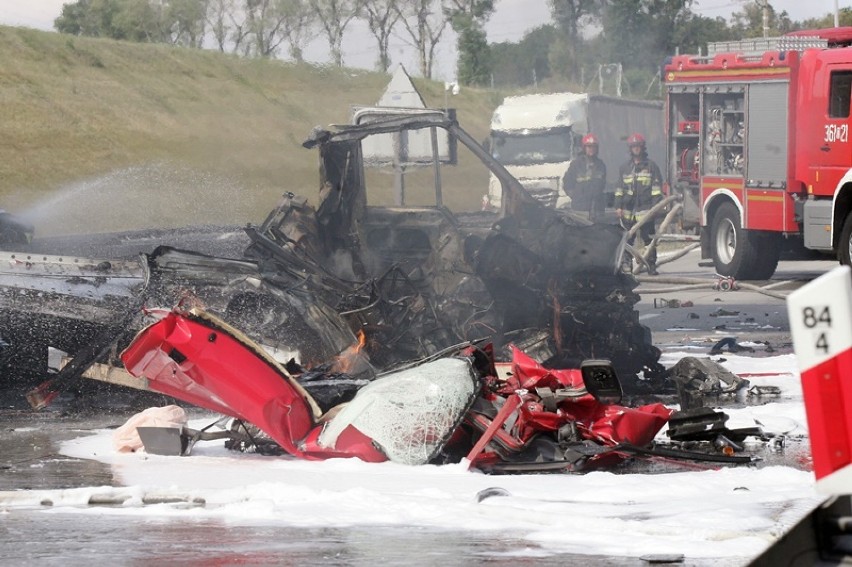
[{"x1": 0, "y1": 0, "x2": 848, "y2": 81}]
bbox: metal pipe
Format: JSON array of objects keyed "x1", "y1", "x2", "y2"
[{"x1": 431, "y1": 126, "x2": 443, "y2": 206}]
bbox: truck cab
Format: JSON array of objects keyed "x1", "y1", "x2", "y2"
[
  {"x1": 485, "y1": 93, "x2": 587, "y2": 210},
  {"x1": 794, "y1": 44, "x2": 852, "y2": 265}
]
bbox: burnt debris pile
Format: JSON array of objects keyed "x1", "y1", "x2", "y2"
[{"x1": 0, "y1": 113, "x2": 663, "y2": 403}]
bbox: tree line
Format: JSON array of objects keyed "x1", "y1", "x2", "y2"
[
  {"x1": 54, "y1": 1, "x2": 852, "y2": 96},
  {"x1": 53, "y1": 0, "x2": 491, "y2": 81}
]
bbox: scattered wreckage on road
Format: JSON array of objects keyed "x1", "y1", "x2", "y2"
[
  {"x1": 0, "y1": 110, "x2": 781, "y2": 471},
  {"x1": 113, "y1": 304, "x2": 773, "y2": 472}
]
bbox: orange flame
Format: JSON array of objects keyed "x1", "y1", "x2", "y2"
[{"x1": 331, "y1": 329, "x2": 369, "y2": 374}]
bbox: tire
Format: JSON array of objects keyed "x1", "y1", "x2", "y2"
[
  {"x1": 710, "y1": 202, "x2": 780, "y2": 280},
  {"x1": 838, "y1": 212, "x2": 852, "y2": 267},
  {"x1": 748, "y1": 232, "x2": 782, "y2": 280}
]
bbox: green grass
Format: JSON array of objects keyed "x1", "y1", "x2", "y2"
[{"x1": 0, "y1": 26, "x2": 501, "y2": 235}]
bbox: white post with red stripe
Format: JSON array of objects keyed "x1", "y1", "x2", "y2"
[{"x1": 787, "y1": 265, "x2": 852, "y2": 494}]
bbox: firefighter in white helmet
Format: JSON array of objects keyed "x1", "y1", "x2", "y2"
[
  {"x1": 561, "y1": 133, "x2": 606, "y2": 221},
  {"x1": 615, "y1": 133, "x2": 664, "y2": 275}
]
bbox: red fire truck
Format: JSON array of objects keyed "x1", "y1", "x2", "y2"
[{"x1": 663, "y1": 28, "x2": 852, "y2": 279}]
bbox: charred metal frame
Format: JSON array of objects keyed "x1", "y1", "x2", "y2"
[{"x1": 2, "y1": 110, "x2": 664, "y2": 402}]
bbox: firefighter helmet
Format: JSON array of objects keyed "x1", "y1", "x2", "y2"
[
  {"x1": 627, "y1": 133, "x2": 646, "y2": 147},
  {"x1": 582, "y1": 133, "x2": 599, "y2": 146}
]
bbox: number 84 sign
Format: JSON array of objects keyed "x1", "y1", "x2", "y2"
[
  {"x1": 787, "y1": 265, "x2": 852, "y2": 492},
  {"x1": 788, "y1": 266, "x2": 852, "y2": 369}
]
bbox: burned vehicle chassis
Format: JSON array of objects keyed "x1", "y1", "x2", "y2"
[
  {"x1": 0, "y1": 111, "x2": 663, "y2": 404},
  {"x1": 243, "y1": 112, "x2": 663, "y2": 384}
]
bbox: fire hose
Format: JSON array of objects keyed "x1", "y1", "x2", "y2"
[
  {"x1": 621, "y1": 194, "x2": 685, "y2": 275},
  {"x1": 633, "y1": 274, "x2": 789, "y2": 300},
  {"x1": 620, "y1": 194, "x2": 792, "y2": 299}
]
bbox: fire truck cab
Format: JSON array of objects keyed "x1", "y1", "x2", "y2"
[{"x1": 664, "y1": 28, "x2": 852, "y2": 279}]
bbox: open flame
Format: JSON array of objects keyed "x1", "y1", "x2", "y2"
[{"x1": 330, "y1": 329, "x2": 370, "y2": 375}]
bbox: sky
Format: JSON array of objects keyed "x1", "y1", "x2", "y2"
[
  {"x1": 0, "y1": 349, "x2": 826, "y2": 563},
  {"x1": 1, "y1": 1, "x2": 849, "y2": 81}
]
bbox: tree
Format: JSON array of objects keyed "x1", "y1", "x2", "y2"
[
  {"x1": 730, "y1": 1, "x2": 794, "y2": 38},
  {"x1": 669, "y1": 13, "x2": 735, "y2": 57},
  {"x1": 164, "y1": 0, "x2": 207, "y2": 47},
  {"x1": 362, "y1": 0, "x2": 400, "y2": 72},
  {"x1": 204, "y1": 0, "x2": 252, "y2": 54},
  {"x1": 55, "y1": 0, "x2": 90, "y2": 35},
  {"x1": 453, "y1": 16, "x2": 489, "y2": 85},
  {"x1": 600, "y1": 0, "x2": 652, "y2": 71},
  {"x1": 489, "y1": 25, "x2": 556, "y2": 88},
  {"x1": 54, "y1": 0, "x2": 167, "y2": 42},
  {"x1": 548, "y1": 0, "x2": 601, "y2": 82},
  {"x1": 55, "y1": 0, "x2": 122, "y2": 38},
  {"x1": 245, "y1": 0, "x2": 317, "y2": 59},
  {"x1": 227, "y1": 2, "x2": 252, "y2": 55},
  {"x1": 445, "y1": 0, "x2": 493, "y2": 86},
  {"x1": 276, "y1": 0, "x2": 316, "y2": 62},
  {"x1": 111, "y1": 0, "x2": 165, "y2": 42},
  {"x1": 394, "y1": 0, "x2": 449, "y2": 79},
  {"x1": 308, "y1": 0, "x2": 363, "y2": 67},
  {"x1": 205, "y1": 0, "x2": 231, "y2": 51},
  {"x1": 646, "y1": 0, "x2": 699, "y2": 70},
  {"x1": 601, "y1": 0, "x2": 694, "y2": 72},
  {"x1": 800, "y1": 7, "x2": 852, "y2": 30}
]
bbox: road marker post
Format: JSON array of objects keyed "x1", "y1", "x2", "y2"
[{"x1": 787, "y1": 265, "x2": 852, "y2": 493}]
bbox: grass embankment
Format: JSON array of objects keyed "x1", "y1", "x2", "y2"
[{"x1": 0, "y1": 26, "x2": 500, "y2": 235}]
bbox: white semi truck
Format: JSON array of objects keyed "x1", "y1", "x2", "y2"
[{"x1": 484, "y1": 92, "x2": 664, "y2": 211}]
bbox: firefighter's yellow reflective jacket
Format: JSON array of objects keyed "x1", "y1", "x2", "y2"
[{"x1": 613, "y1": 157, "x2": 663, "y2": 221}]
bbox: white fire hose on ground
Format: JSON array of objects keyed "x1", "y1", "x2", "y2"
[
  {"x1": 621, "y1": 195, "x2": 793, "y2": 300},
  {"x1": 634, "y1": 274, "x2": 790, "y2": 300},
  {"x1": 621, "y1": 194, "x2": 684, "y2": 274}
]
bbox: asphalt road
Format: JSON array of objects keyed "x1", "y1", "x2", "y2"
[{"x1": 635, "y1": 245, "x2": 838, "y2": 353}]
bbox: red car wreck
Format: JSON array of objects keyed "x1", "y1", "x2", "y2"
[{"x1": 121, "y1": 306, "x2": 676, "y2": 472}]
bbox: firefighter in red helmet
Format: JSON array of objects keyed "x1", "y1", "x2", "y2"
[
  {"x1": 561, "y1": 133, "x2": 606, "y2": 221},
  {"x1": 615, "y1": 133, "x2": 664, "y2": 274}
]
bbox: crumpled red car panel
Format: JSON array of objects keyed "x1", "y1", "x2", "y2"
[
  {"x1": 509, "y1": 347, "x2": 672, "y2": 447},
  {"x1": 120, "y1": 311, "x2": 315, "y2": 457}
]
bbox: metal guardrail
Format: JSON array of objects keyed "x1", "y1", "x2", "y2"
[{"x1": 0, "y1": 251, "x2": 144, "y2": 324}]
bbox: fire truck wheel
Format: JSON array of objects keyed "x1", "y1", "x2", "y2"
[
  {"x1": 838, "y1": 213, "x2": 852, "y2": 267},
  {"x1": 749, "y1": 232, "x2": 781, "y2": 279},
  {"x1": 710, "y1": 202, "x2": 779, "y2": 279}
]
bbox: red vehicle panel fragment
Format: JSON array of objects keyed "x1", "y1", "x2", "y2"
[
  {"x1": 121, "y1": 310, "x2": 318, "y2": 458},
  {"x1": 505, "y1": 348, "x2": 672, "y2": 448}
]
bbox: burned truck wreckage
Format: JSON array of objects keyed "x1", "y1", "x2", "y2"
[{"x1": 0, "y1": 111, "x2": 762, "y2": 471}]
